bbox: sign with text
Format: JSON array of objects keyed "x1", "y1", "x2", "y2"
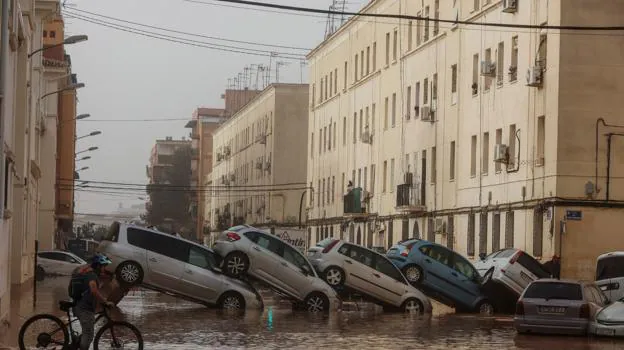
[
  {"x1": 275, "y1": 228, "x2": 307, "y2": 252},
  {"x1": 565, "y1": 210, "x2": 583, "y2": 221}
]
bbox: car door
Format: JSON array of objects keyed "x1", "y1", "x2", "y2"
[
  {"x1": 273, "y1": 244, "x2": 315, "y2": 299},
  {"x1": 418, "y1": 245, "x2": 455, "y2": 292},
  {"x1": 448, "y1": 253, "x2": 483, "y2": 308},
  {"x1": 340, "y1": 244, "x2": 379, "y2": 295},
  {"x1": 141, "y1": 230, "x2": 187, "y2": 288},
  {"x1": 243, "y1": 231, "x2": 285, "y2": 286},
  {"x1": 58, "y1": 253, "x2": 81, "y2": 275},
  {"x1": 37, "y1": 252, "x2": 56, "y2": 272},
  {"x1": 369, "y1": 254, "x2": 407, "y2": 306},
  {"x1": 180, "y1": 244, "x2": 222, "y2": 303}
]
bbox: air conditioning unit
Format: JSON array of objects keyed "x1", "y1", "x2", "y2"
[
  {"x1": 494, "y1": 144, "x2": 509, "y2": 163},
  {"x1": 434, "y1": 217, "x2": 447, "y2": 234},
  {"x1": 404, "y1": 172, "x2": 414, "y2": 185},
  {"x1": 255, "y1": 161, "x2": 263, "y2": 170},
  {"x1": 526, "y1": 66, "x2": 543, "y2": 87},
  {"x1": 361, "y1": 131, "x2": 373, "y2": 144},
  {"x1": 420, "y1": 106, "x2": 432, "y2": 121},
  {"x1": 481, "y1": 61, "x2": 496, "y2": 76},
  {"x1": 502, "y1": 0, "x2": 518, "y2": 13}
]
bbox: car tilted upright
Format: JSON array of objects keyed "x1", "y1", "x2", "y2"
[
  {"x1": 97, "y1": 222, "x2": 263, "y2": 311},
  {"x1": 387, "y1": 239, "x2": 494, "y2": 314},
  {"x1": 213, "y1": 225, "x2": 341, "y2": 313},
  {"x1": 307, "y1": 238, "x2": 432, "y2": 314}
]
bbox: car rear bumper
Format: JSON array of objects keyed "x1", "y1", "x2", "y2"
[
  {"x1": 515, "y1": 317, "x2": 588, "y2": 335},
  {"x1": 590, "y1": 322, "x2": 624, "y2": 337}
]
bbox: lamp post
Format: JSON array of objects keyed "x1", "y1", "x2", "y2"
[
  {"x1": 76, "y1": 156, "x2": 91, "y2": 162},
  {"x1": 40, "y1": 82, "x2": 85, "y2": 100},
  {"x1": 75, "y1": 146, "x2": 98, "y2": 156},
  {"x1": 28, "y1": 34, "x2": 88, "y2": 58},
  {"x1": 76, "y1": 166, "x2": 89, "y2": 172},
  {"x1": 75, "y1": 131, "x2": 102, "y2": 141}
]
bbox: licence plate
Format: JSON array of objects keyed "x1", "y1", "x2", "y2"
[
  {"x1": 597, "y1": 328, "x2": 616, "y2": 336},
  {"x1": 538, "y1": 306, "x2": 566, "y2": 314},
  {"x1": 520, "y1": 271, "x2": 534, "y2": 283}
]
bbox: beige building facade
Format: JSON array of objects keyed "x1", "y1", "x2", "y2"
[
  {"x1": 210, "y1": 84, "x2": 309, "y2": 232},
  {"x1": 306, "y1": 0, "x2": 624, "y2": 280}
]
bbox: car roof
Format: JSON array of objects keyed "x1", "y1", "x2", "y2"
[
  {"x1": 338, "y1": 239, "x2": 391, "y2": 257},
  {"x1": 597, "y1": 251, "x2": 624, "y2": 260},
  {"x1": 122, "y1": 222, "x2": 208, "y2": 250},
  {"x1": 232, "y1": 225, "x2": 304, "y2": 252}
]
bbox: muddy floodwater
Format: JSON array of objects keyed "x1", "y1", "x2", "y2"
[{"x1": 2, "y1": 278, "x2": 624, "y2": 349}]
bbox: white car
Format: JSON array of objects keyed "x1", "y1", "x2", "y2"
[
  {"x1": 37, "y1": 251, "x2": 87, "y2": 276},
  {"x1": 591, "y1": 297, "x2": 624, "y2": 337},
  {"x1": 595, "y1": 252, "x2": 624, "y2": 302},
  {"x1": 474, "y1": 248, "x2": 550, "y2": 296},
  {"x1": 308, "y1": 239, "x2": 433, "y2": 314}
]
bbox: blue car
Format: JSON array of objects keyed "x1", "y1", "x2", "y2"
[{"x1": 387, "y1": 239, "x2": 494, "y2": 314}]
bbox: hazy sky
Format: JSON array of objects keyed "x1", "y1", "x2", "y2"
[{"x1": 66, "y1": 0, "x2": 367, "y2": 214}]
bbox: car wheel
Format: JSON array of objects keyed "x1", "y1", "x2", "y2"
[
  {"x1": 402, "y1": 297, "x2": 424, "y2": 314},
  {"x1": 477, "y1": 300, "x2": 495, "y2": 316},
  {"x1": 116, "y1": 261, "x2": 144, "y2": 287},
  {"x1": 402, "y1": 265, "x2": 423, "y2": 284},
  {"x1": 35, "y1": 266, "x2": 45, "y2": 281},
  {"x1": 323, "y1": 266, "x2": 345, "y2": 287},
  {"x1": 224, "y1": 252, "x2": 249, "y2": 278},
  {"x1": 219, "y1": 292, "x2": 245, "y2": 310},
  {"x1": 481, "y1": 267, "x2": 494, "y2": 287},
  {"x1": 304, "y1": 292, "x2": 329, "y2": 313}
]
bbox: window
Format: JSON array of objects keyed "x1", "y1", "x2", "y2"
[
  {"x1": 283, "y1": 245, "x2": 312, "y2": 274},
  {"x1": 333, "y1": 122, "x2": 337, "y2": 149},
  {"x1": 451, "y1": 255, "x2": 477, "y2": 281},
  {"x1": 406, "y1": 86, "x2": 412, "y2": 120},
  {"x1": 518, "y1": 253, "x2": 551, "y2": 278},
  {"x1": 370, "y1": 164, "x2": 376, "y2": 194},
  {"x1": 467, "y1": 213, "x2": 476, "y2": 256},
  {"x1": 360, "y1": 50, "x2": 365, "y2": 77},
  {"x1": 309, "y1": 182, "x2": 313, "y2": 205},
  {"x1": 433, "y1": 0, "x2": 440, "y2": 35},
  {"x1": 383, "y1": 161, "x2": 388, "y2": 192},
  {"x1": 505, "y1": 211, "x2": 514, "y2": 248},
  {"x1": 365, "y1": 106, "x2": 370, "y2": 129},
  {"x1": 391, "y1": 93, "x2": 396, "y2": 127},
  {"x1": 344, "y1": 61, "x2": 348, "y2": 89},
  {"x1": 375, "y1": 256, "x2": 405, "y2": 283},
  {"x1": 310, "y1": 132, "x2": 314, "y2": 158},
  {"x1": 343, "y1": 117, "x2": 347, "y2": 145},
  {"x1": 482, "y1": 132, "x2": 489, "y2": 174},
  {"x1": 470, "y1": 135, "x2": 477, "y2": 177},
  {"x1": 390, "y1": 158, "x2": 395, "y2": 190},
  {"x1": 317, "y1": 180, "x2": 320, "y2": 206},
  {"x1": 472, "y1": 54, "x2": 479, "y2": 95},
  {"x1": 431, "y1": 147, "x2": 436, "y2": 184},
  {"x1": 473, "y1": 0, "x2": 479, "y2": 11},
  {"x1": 329, "y1": 71, "x2": 333, "y2": 96},
  {"x1": 366, "y1": 46, "x2": 371, "y2": 74},
  {"x1": 318, "y1": 129, "x2": 322, "y2": 154},
  {"x1": 353, "y1": 113, "x2": 357, "y2": 143},
  {"x1": 323, "y1": 126, "x2": 327, "y2": 152},
  {"x1": 414, "y1": 82, "x2": 420, "y2": 117},
  {"x1": 311, "y1": 84, "x2": 315, "y2": 107},
  {"x1": 372, "y1": 42, "x2": 377, "y2": 71},
  {"x1": 538, "y1": 34, "x2": 547, "y2": 68},
  {"x1": 393, "y1": 29, "x2": 398, "y2": 61},
  {"x1": 451, "y1": 64, "x2": 458, "y2": 94},
  {"x1": 533, "y1": 207, "x2": 543, "y2": 257},
  {"x1": 510, "y1": 36, "x2": 519, "y2": 81},
  {"x1": 328, "y1": 125, "x2": 331, "y2": 151},
  {"x1": 479, "y1": 212, "x2": 488, "y2": 254},
  {"x1": 537, "y1": 116, "x2": 545, "y2": 166},
  {"x1": 358, "y1": 169, "x2": 361, "y2": 187},
  {"x1": 408, "y1": 21, "x2": 413, "y2": 51},
  {"x1": 385, "y1": 32, "x2": 390, "y2": 66},
  {"x1": 359, "y1": 109, "x2": 363, "y2": 139},
  {"x1": 421, "y1": 245, "x2": 450, "y2": 265},
  {"x1": 449, "y1": 141, "x2": 456, "y2": 180},
  {"x1": 484, "y1": 48, "x2": 492, "y2": 91},
  {"x1": 524, "y1": 282, "x2": 583, "y2": 301},
  {"x1": 255, "y1": 233, "x2": 282, "y2": 255},
  {"x1": 497, "y1": 42, "x2": 504, "y2": 85},
  {"x1": 363, "y1": 167, "x2": 368, "y2": 190},
  {"x1": 43, "y1": 30, "x2": 47, "y2": 37},
  {"x1": 423, "y1": 78, "x2": 429, "y2": 104},
  {"x1": 432, "y1": 73, "x2": 438, "y2": 103},
  {"x1": 416, "y1": 11, "x2": 422, "y2": 46},
  {"x1": 127, "y1": 229, "x2": 187, "y2": 261},
  {"x1": 322, "y1": 179, "x2": 326, "y2": 205},
  {"x1": 354, "y1": 54, "x2": 359, "y2": 81},
  {"x1": 332, "y1": 176, "x2": 335, "y2": 203},
  {"x1": 325, "y1": 75, "x2": 328, "y2": 100},
  {"x1": 492, "y1": 213, "x2": 501, "y2": 252},
  {"x1": 188, "y1": 246, "x2": 217, "y2": 269},
  {"x1": 341, "y1": 173, "x2": 345, "y2": 195},
  {"x1": 334, "y1": 68, "x2": 338, "y2": 94},
  {"x1": 509, "y1": 124, "x2": 517, "y2": 167},
  {"x1": 495, "y1": 128, "x2": 502, "y2": 172},
  {"x1": 424, "y1": 6, "x2": 430, "y2": 41},
  {"x1": 50, "y1": 30, "x2": 56, "y2": 38},
  {"x1": 384, "y1": 97, "x2": 389, "y2": 129}
]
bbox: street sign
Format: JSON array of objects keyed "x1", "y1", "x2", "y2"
[
  {"x1": 565, "y1": 210, "x2": 583, "y2": 221},
  {"x1": 275, "y1": 228, "x2": 307, "y2": 252}
]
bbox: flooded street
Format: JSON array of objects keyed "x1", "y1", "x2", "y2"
[{"x1": 2, "y1": 278, "x2": 624, "y2": 349}]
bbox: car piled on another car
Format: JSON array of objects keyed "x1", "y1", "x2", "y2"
[
  {"x1": 213, "y1": 225, "x2": 341, "y2": 313},
  {"x1": 386, "y1": 239, "x2": 494, "y2": 315},
  {"x1": 98, "y1": 222, "x2": 263, "y2": 311},
  {"x1": 307, "y1": 238, "x2": 432, "y2": 314}
]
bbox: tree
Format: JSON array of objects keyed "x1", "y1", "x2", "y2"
[{"x1": 144, "y1": 145, "x2": 193, "y2": 236}]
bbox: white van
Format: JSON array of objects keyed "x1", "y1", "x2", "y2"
[{"x1": 595, "y1": 252, "x2": 624, "y2": 302}]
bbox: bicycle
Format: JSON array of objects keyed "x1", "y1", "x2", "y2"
[{"x1": 18, "y1": 299, "x2": 144, "y2": 349}]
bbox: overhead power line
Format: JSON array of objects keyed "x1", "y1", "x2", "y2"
[
  {"x1": 60, "y1": 184, "x2": 309, "y2": 193},
  {"x1": 61, "y1": 12, "x2": 306, "y2": 60},
  {"x1": 211, "y1": 0, "x2": 624, "y2": 31},
  {"x1": 59, "y1": 178, "x2": 306, "y2": 189},
  {"x1": 63, "y1": 7, "x2": 311, "y2": 51}
]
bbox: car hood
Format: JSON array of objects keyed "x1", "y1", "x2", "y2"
[{"x1": 598, "y1": 301, "x2": 624, "y2": 322}]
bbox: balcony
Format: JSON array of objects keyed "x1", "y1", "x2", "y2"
[
  {"x1": 343, "y1": 188, "x2": 371, "y2": 217},
  {"x1": 395, "y1": 184, "x2": 425, "y2": 212}
]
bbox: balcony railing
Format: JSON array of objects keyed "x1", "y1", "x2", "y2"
[
  {"x1": 396, "y1": 184, "x2": 425, "y2": 212},
  {"x1": 343, "y1": 188, "x2": 370, "y2": 216}
]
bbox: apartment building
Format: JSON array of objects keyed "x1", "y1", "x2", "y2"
[
  {"x1": 210, "y1": 84, "x2": 308, "y2": 231},
  {"x1": 306, "y1": 0, "x2": 624, "y2": 280},
  {"x1": 147, "y1": 137, "x2": 192, "y2": 185}
]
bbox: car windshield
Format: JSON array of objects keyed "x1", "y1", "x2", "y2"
[
  {"x1": 397, "y1": 239, "x2": 419, "y2": 247},
  {"x1": 315, "y1": 238, "x2": 337, "y2": 248},
  {"x1": 524, "y1": 282, "x2": 583, "y2": 300}
]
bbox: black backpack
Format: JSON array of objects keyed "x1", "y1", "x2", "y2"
[{"x1": 68, "y1": 268, "x2": 90, "y2": 301}]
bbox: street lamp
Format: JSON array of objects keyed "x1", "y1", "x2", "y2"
[
  {"x1": 76, "y1": 156, "x2": 91, "y2": 162},
  {"x1": 76, "y1": 114, "x2": 90, "y2": 121},
  {"x1": 40, "y1": 82, "x2": 85, "y2": 100},
  {"x1": 77, "y1": 166, "x2": 89, "y2": 172},
  {"x1": 75, "y1": 146, "x2": 98, "y2": 156},
  {"x1": 28, "y1": 34, "x2": 88, "y2": 58},
  {"x1": 75, "y1": 131, "x2": 102, "y2": 141}
]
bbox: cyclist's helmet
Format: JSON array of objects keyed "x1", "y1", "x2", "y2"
[{"x1": 91, "y1": 253, "x2": 112, "y2": 268}]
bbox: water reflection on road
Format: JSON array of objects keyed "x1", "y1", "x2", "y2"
[{"x1": 3, "y1": 278, "x2": 624, "y2": 349}]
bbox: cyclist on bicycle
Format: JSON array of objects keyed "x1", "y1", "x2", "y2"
[{"x1": 70, "y1": 253, "x2": 115, "y2": 350}]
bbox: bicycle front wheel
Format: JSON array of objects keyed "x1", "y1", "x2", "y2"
[
  {"x1": 18, "y1": 313, "x2": 69, "y2": 350},
  {"x1": 94, "y1": 321, "x2": 143, "y2": 350}
]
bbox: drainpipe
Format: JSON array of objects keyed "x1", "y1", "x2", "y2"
[
  {"x1": 0, "y1": 0, "x2": 10, "y2": 218},
  {"x1": 298, "y1": 190, "x2": 306, "y2": 229}
]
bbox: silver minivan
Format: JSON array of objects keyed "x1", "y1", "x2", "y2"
[
  {"x1": 595, "y1": 251, "x2": 624, "y2": 302},
  {"x1": 97, "y1": 222, "x2": 263, "y2": 310}
]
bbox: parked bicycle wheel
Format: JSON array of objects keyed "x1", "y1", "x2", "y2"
[
  {"x1": 94, "y1": 320, "x2": 143, "y2": 350},
  {"x1": 18, "y1": 314, "x2": 69, "y2": 350}
]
